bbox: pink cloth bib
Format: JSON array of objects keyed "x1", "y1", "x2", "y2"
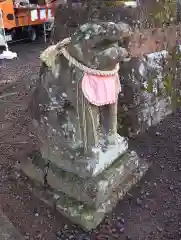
[{"x1": 82, "y1": 73, "x2": 121, "y2": 106}]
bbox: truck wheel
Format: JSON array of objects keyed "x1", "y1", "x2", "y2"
[{"x1": 28, "y1": 27, "x2": 37, "y2": 41}]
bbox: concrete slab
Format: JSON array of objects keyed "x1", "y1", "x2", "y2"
[{"x1": 0, "y1": 210, "x2": 24, "y2": 240}]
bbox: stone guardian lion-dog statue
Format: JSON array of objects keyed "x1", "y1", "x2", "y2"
[{"x1": 25, "y1": 21, "x2": 149, "y2": 230}]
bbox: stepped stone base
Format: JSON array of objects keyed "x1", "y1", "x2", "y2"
[
  {"x1": 22, "y1": 151, "x2": 139, "y2": 208},
  {"x1": 55, "y1": 160, "x2": 149, "y2": 230},
  {"x1": 36, "y1": 132, "x2": 128, "y2": 178},
  {"x1": 21, "y1": 150, "x2": 149, "y2": 230}
]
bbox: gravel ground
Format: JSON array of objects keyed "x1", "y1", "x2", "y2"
[{"x1": 0, "y1": 41, "x2": 181, "y2": 240}]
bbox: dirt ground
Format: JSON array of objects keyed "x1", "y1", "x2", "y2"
[{"x1": 0, "y1": 40, "x2": 181, "y2": 240}]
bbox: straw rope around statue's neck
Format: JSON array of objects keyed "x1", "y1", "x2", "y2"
[{"x1": 55, "y1": 37, "x2": 120, "y2": 76}]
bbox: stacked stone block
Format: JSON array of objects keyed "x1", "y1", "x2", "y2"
[{"x1": 21, "y1": 138, "x2": 149, "y2": 230}]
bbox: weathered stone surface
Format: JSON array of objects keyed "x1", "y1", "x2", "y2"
[
  {"x1": 38, "y1": 134, "x2": 128, "y2": 178},
  {"x1": 145, "y1": 97, "x2": 172, "y2": 126},
  {"x1": 56, "y1": 161, "x2": 149, "y2": 231},
  {"x1": 41, "y1": 151, "x2": 139, "y2": 207},
  {"x1": 119, "y1": 95, "x2": 172, "y2": 137},
  {"x1": 22, "y1": 150, "x2": 139, "y2": 207},
  {"x1": 117, "y1": 49, "x2": 174, "y2": 137},
  {"x1": 29, "y1": 156, "x2": 149, "y2": 231},
  {"x1": 133, "y1": 96, "x2": 172, "y2": 135},
  {"x1": 47, "y1": 150, "x2": 139, "y2": 208}
]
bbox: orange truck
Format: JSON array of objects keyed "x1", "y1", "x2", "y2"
[{"x1": 0, "y1": 0, "x2": 55, "y2": 42}]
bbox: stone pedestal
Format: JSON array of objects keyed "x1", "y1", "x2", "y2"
[
  {"x1": 21, "y1": 144, "x2": 149, "y2": 230},
  {"x1": 37, "y1": 134, "x2": 128, "y2": 178}
]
